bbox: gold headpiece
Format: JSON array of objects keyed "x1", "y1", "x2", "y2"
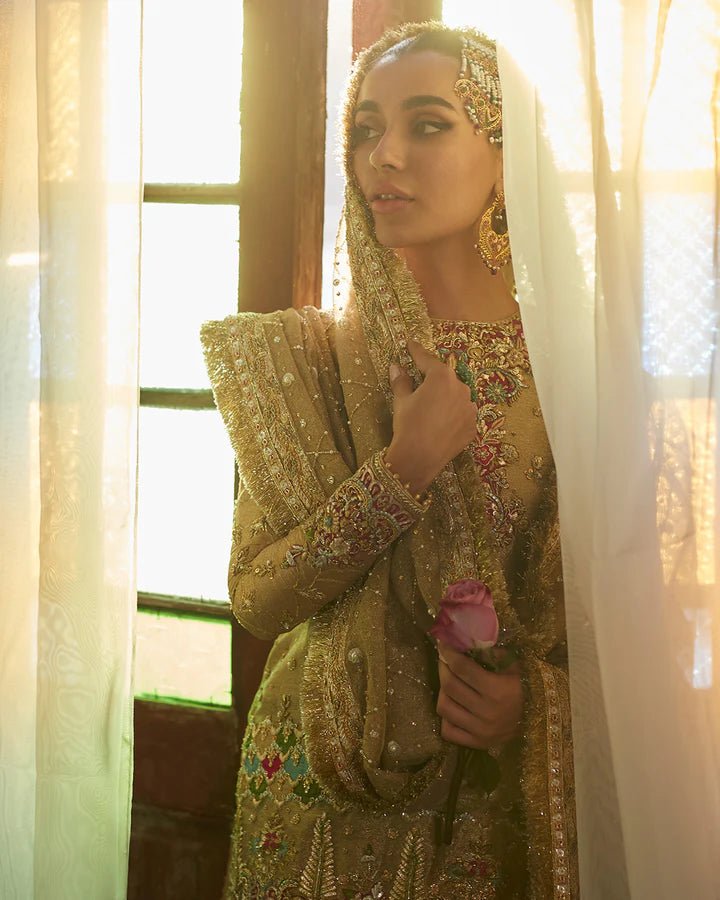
[{"x1": 454, "y1": 37, "x2": 503, "y2": 145}]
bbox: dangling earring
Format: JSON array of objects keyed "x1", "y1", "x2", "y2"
[{"x1": 474, "y1": 189, "x2": 511, "y2": 274}]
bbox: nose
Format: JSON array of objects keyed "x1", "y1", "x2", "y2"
[{"x1": 368, "y1": 126, "x2": 405, "y2": 171}]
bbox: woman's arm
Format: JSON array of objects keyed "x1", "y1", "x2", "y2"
[{"x1": 228, "y1": 448, "x2": 430, "y2": 640}]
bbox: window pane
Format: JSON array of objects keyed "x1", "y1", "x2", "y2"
[
  {"x1": 137, "y1": 407, "x2": 235, "y2": 600},
  {"x1": 142, "y1": 0, "x2": 242, "y2": 183},
  {"x1": 134, "y1": 609, "x2": 231, "y2": 706},
  {"x1": 140, "y1": 203, "x2": 239, "y2": 389},
  {"x1": 642, "y1": 193, "x2": 717, "y2": 377}
]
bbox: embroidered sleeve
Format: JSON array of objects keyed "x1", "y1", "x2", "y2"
[{"x1": 227, "y1": 449, "x2": 430, "y2": 640}]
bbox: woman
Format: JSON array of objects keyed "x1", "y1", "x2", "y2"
[{"x1": 201, "y1": 21, "x2": 576, "y2": 899}]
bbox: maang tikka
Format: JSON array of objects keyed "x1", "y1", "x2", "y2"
[
  {"x1": 453, "y1": 36, "x2": 511, "y2": 273},
  {"x1": 453, "y1": 36, "x2": 503, "y2": 146}
]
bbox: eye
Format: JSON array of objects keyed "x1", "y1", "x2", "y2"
[
  {"x1": 351, "y1": 123, "x2": 381, "y2": 145},
  {"x1": 413, "y1": 120, "x2": 450, "y2": 136}
]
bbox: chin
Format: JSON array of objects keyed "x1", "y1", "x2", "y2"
[{"x1": 372, "y1": 226, "x2": 421, "y2": 250}]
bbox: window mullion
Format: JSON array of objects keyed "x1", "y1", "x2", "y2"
[{"x1": 143, "y1": 183, "x2": 241, "y2": 205}]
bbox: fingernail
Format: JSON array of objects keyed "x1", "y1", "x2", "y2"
[{"x1": 389, "y1": 363, "x2": 402, "y2": 382}]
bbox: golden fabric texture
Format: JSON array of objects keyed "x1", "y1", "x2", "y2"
[{"x1": 199, "y1": 21, "x2": 577, "y2": 900}]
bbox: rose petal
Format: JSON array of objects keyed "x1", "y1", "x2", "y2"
[
  {"x1": 443, "y1": 579, "x2": 494, "y2": 609},
  {"x1": 444, "y1": 601, "x2": 499, "y2": 649},
  {"x1": 428, "y1": 608, "x2": 474, "y2": 652},
  {"x1": 432, "y1": 580, "x2": 499, "y2": 653}
]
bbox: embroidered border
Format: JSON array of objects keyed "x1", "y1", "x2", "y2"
[
  {"x1": 345, "y1": 187, "x2": 431, "y2": 410},
  {"x1": 519, "y1": 657, "x2": 578, "y2": 899},
  {"x1": 538, "y1": 663, "x2": 573, "y2": 899},
  {"x1": 301, "y1": 586, "x2": 369, "y2": 806},
  {"x1": 226, "y1": 313, "x2": 327, "y2": 525}
]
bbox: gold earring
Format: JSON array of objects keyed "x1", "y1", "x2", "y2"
[{"x1": 474, "y1": 189, "x2": 510, "y2": 274}]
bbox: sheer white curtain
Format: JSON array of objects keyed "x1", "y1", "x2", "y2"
[
  {"x1": 489, "y1": 0, "x2": 719, "y2": 896},
  {"x1": 0, "y1": 2, "x2": 141, "y2": 898}
]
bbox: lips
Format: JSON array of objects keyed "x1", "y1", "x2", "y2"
[
  {"x1": 370, "y1": 183, "x2": 413, "y2": 201},
  {"x1": 369, "y1": 183, "x2": 415, "y2": 214},
  {"x1": 370, "y1": 196, "x2": 414, "y2": 214}
]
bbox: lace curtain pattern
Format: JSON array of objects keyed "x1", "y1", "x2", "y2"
[
  {"x1": 492, "y1": 1, "x2": 719, "y2": 896},
  {"x1": 0, "y1": 2, "x2": 141, "y2": 897}
]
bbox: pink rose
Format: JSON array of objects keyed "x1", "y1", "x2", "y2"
[{"x1": 428, "y1": 579, "x2": 499, "y2": 653}]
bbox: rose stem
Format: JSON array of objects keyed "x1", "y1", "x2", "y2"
[{"x1": 443, "y1": 746, "x2": 469, "y2": 845}]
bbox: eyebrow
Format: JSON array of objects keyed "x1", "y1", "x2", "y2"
[{"x1": 354, "y1": 95, "x2": 457, "y2": 115}]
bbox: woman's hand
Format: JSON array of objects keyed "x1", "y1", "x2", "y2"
[
  {"x1": 436, "y1": 641, "x2": 524, "y2": 750},
  {"x1": 385, "y1": 339, "x2": 478, "y2": 495}
]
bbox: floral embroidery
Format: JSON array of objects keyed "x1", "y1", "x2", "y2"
[
  {"x1": 303, "y1": 451, "x2": 423, "y2": 569},
  {"x1": 252, "y1": 559, "x2": 277, "y2": 578},
  {"x1": 281, "y1": 544, "x2": 305, "y2": 568},
  {"x1": 250, "y1": 824, "x2": 289, "y2": 858},
  {"x1": 227, "y1": 816, "x2": 504, "y2": 900},
  {"x1": 231, "y1": 544, "x2": 253, "y2": 578},
  {"x1": 249, "y1": 515, "x2": 270, "y2": 537},
  {"x1": 432, "y1": 315, "x2": 532, "y2": 551},
  {"x1": 525, "y1": 455, "x2": 546, "y2": 482}
]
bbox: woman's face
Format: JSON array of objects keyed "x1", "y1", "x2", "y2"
[{"x1": 351, "y1": 49, "x2": 501, "y2": 250}]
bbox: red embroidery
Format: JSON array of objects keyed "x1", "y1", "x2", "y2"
[{"x1": 261, "y1": 755, "x2": 283, "y2": 779}]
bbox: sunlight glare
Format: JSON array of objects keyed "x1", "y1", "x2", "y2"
[{"x1": 142, "y1": 0, "x2": 243, "y2": 183}]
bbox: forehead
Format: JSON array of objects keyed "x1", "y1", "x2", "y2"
[{"x1": 355, "y1": 50, "x2": 462, "y2": 111}]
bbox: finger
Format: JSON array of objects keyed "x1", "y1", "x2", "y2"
[
  {"x1": 440, "y1": 717, "x2": 486, "y2": 750},
  {"x1": 441, "y1": 712, "x2": 516, "y2": 749},
  {"x1": 437, "y1": 642, "x2": 492, "y2": 689},
  {"x1": 439, "y1": 660, "x2": 486, "y2": 716},
  {"x1": 437, "y1": 691, "x2": 485, "y2": 737},
  {"x1": 406, "y1": 339, "x2": 444, "y2": 375},
  {"x1": 388, "y1": 362, "x2": 414, "y2": 399}
]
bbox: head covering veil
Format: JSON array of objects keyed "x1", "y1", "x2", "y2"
[{"x1": 201, "y1": 20, "x2": 574, "y2": 897}]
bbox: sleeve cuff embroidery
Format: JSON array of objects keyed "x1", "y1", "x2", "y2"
[{"x1": 304, "y1": 450, "x2": 430, "y2": 569}]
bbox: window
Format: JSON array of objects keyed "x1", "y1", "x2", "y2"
[{"x1": 135, "y1": 0, "x2": 243, "y2": 709}]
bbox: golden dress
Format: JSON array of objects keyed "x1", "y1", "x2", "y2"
[
  {"x1": 200, "y1": 22, "x2": 575, "y2": 895},
  {"x1": 201, "y1": 295, "x2": 577, "y2": 898}
]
